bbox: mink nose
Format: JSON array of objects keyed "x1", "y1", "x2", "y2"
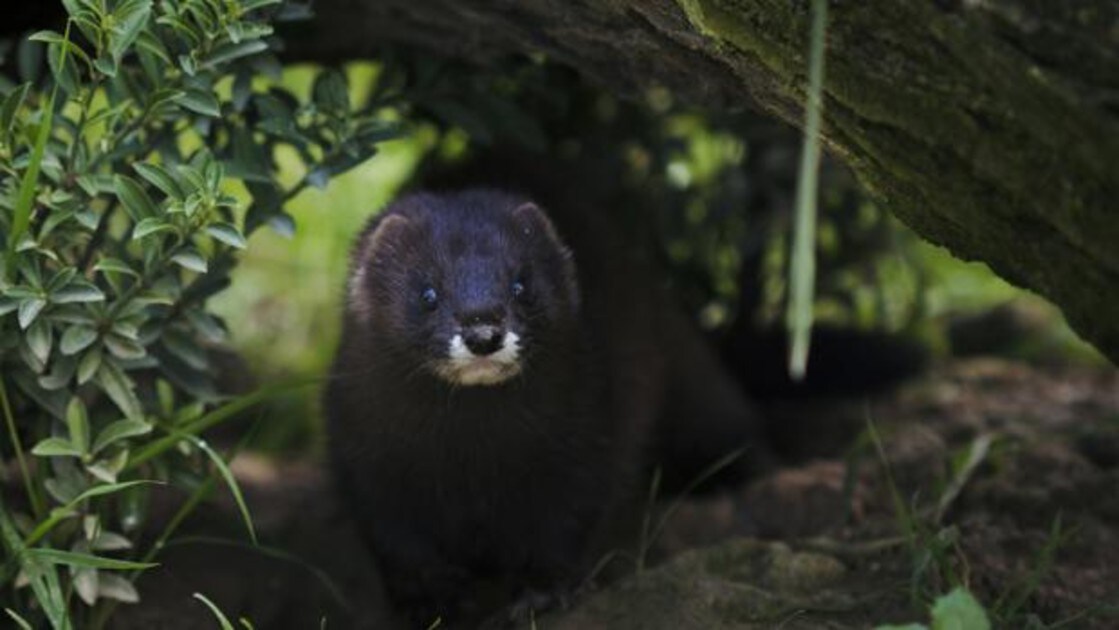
[{"x1": 463, "y1": 325, "x2": 505, "y2": 356}]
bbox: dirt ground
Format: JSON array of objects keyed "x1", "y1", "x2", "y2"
[{"x1": 113, "y1": 358, "x2": 1119, "y2": 629}]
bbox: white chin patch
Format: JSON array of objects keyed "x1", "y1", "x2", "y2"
[{"x1": 433, "y1": 332, "x2": 522, "y2": 386}]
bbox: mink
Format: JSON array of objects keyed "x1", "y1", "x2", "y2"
[{"x1": 325, "y1": 188, "x2": 769, "y2": 626}]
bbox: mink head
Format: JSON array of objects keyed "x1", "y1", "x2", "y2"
[{"x1": 347, "y1": 190, "x2": 580, "y2": 387}]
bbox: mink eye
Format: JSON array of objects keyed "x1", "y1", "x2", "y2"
[
  {"x1": 420, "y1": 286, "x2": 439, "y2": 310},
  {"x1": 511, "y1": 279, "x2": 526, "y2": 301}
]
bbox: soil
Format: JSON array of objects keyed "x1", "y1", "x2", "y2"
[{"x1": 112, "y1": 358, "x2": 1119, "y2": 629}]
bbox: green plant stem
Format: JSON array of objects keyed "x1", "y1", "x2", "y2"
[
  {"x1": 283, "y1": 178, "x2": 311, "y2": 203},
  {"x1": 786, "y1": 0, "x2": 828, "y2": 380},
  {"x1": 124, "y1": 379, "x2": 316, "y2": 471},
  {"x1": 0, "y1": 376, "x2": 45, "y2": 519}
]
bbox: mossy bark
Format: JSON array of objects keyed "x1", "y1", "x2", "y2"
[{"x1": 291, "y1": 0, "x2": 1119, "y2": 363}]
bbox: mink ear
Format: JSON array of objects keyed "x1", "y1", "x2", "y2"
[
  {"x1": 512, "y1": 201, "x2": 581, "y2": 312},
  {"x1": 348, "y1": 213, "x2": 414, "y2": 322},
  {"x1": 356, "y1": 213, "x2": 412, "y2": 267},
  {"x1": 513, "y1": 202, "x2": 564, "y2": 246}
]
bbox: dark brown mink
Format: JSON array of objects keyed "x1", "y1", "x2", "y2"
[{"x1": 326, "y1": 187, "x2": 770, "y2": 626}]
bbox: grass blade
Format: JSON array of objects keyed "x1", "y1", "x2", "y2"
[
  {"x1": 5, "y1": 608, "x2": 35, "y2": 630},
  {"x1": 24, "y1": 480, "x2": 163, "y2": 547},
  {"x1": 1, "y1": 375, "x2": 44, "y2": 517},
  {"x1": 934, "y1": 434, "x2": 992, "y2": 524},
  {"x1": 125, "y1": 379, "x2": 315, "y2": 470},
  {"x1": 638, "y1": 448, "x2": 745, "y2": 571},
  {"x1": 992, "y1": 512, "x2": 1071, "y2": 622},
  {"x1": 785, "y1": 0, "x2": 829, "y2": 380},
  {"x1": 166, "y1": 536, "x2": 351, "y2": 612},
  {"x1": 185, "y1": 434, "x2": 257, "y2": 545},
  {"x1": 5, "y1": 22, "x2": 74, "y2": 278},
  {"x1": 0, "y1": 496, "x2": 70, "y2": 629},
  {"x1": 193, "y1": 593, "x2": 237, "y2": 630},
  {"x1": 29, "y1": 548, "x2": 157, "y2": 571}
]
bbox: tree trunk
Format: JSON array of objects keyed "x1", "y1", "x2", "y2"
[{"x1": 293, "y1": 1, "x2": 1119, "y2": 364}]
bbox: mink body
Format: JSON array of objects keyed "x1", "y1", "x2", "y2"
[{"x1": 326, "y1": 187, "x2": 766, "y2": 625}]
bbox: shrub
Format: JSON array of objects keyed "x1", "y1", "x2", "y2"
[{"x1": 0, "y1": 1, "x2": 396, "y2": 626}]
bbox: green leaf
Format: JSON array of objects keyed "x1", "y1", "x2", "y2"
[
  {"x1": 203, "y1": 40, "x2": 267, "y2": 69},
  {"x1": 18, "y1": 297, "x2": 46, "y2": 329},
  {"x1": 31, "y1": 436, "x2": 82, "y2": 458},
  {"x1": 162, "y1": 330, "x2": 209, "y2": 371},
  {"x1": 132, "y1": 217, "x2": 175, "y2": 240},
  {"x1": 27, "y1": 30, "x2": 68, "y2": 45},
  {"x1": 6, "y1": 286, "x2": 41, "y2": 300},
  {"x1": 104, "y1": 334, "x2": 146, "y2": 360},
  {"x1": 46, "y1": 267, "x2": 78, "y2": 292},
  {"x1": 187, "y1": 309, "x2": 226, "y2": 343},
  {"x1": 0, "y1": 296, "x2": 18, "y2": 316},
  {"x1": 91, "y1": 531, "x2": 132, "y2": 551},
  {"x1": 73, "y1": 567, "x2": 99, "y2": 606},
  {"x1": 114, "y1": 174, "x2": 158, "y2": 220},
  {"x1": 95, "y1": 360, "x2": 143, "y2": 420},
  {"x1": 172, "y1": 249, "x2": 208, "y2": 273},
  {"x1": 135, "y1": 30, "x2": 171, "y2": 64},
  {"x1": 110, "y1": 320, "x2": 140, "y2": 341},
  {"x1": 313, "y1": 69, "x2": 350, "y2": 112},
  {"x1": 68, "y1": 10, "x2": 103, "y2": 51},
  {"x1": 76, "y1": 173, "x2": 117, "y2": 196},
  {"x1": 93, "y1": 55, "x2": 117, "y2": 77},
  {"x1": 205, "y1": 223, "x2": 247, "y2": 249},
  {"x1": 0, "y1": 83, "x2": 30, "y2": 134},
  {"x1": 68, "y1": 480, "x2": 157, "y2": 506},
  {"x1": 66, "y1": 397, "x2": 91, "y2": 454},
  {"x1": 47, "y1": 39, "x2": 82, "y2": 95},
  {"x1": 94, "y1": 257, "x2": 138, "y2": 277},
  {"x1": 97, "y1": 572, "x2": 140, "y2": 603},
  {"x1": 60, "y1": 0, "x2": 103, "y2": 20},
  {"x1": 87, "y1": 452, "x2": 126, "y2": 486},
  {"x1": 107, "y1": 0, "x2": 152, "y2": 63},
  {"x1": 931, "y1": 588, "x2": 990, "y2": 630},
  {"x1": 27, "y1": 318, "x2": 52, "y2": 364},
  {"x1": 60, "y1": 325, "x2": 97, "y2": 355},
  {"x1": 29, "y1": 548, "x2": 157, "y2": 571},
  {"x1": 77, "y1": 346, "x2": 103, "y2": 384},
  {"x1": 133, "y1": 162, "x2": 185, "y2": 200},
  {"x1": 178, "y1": 53, "x2": 198, "y2": 76},
  {"x1": 92, "y1": 418, "x2": 151, "y2": 454},
  {"x1": 174, "y1": 87, "x2": 221, "y2": 117},
  {"x1": 38, "y1": 355, "x2": 77, "y2": 391},
  {"x1": 0, "y1": 506, "x2": 68, "y2": 630},
  {"x1": 51, "y1": 282, "x2": 105, "y2": 304},
  {"x1": 241, "y1": 0, "x2": 284, "y2": 11}
]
